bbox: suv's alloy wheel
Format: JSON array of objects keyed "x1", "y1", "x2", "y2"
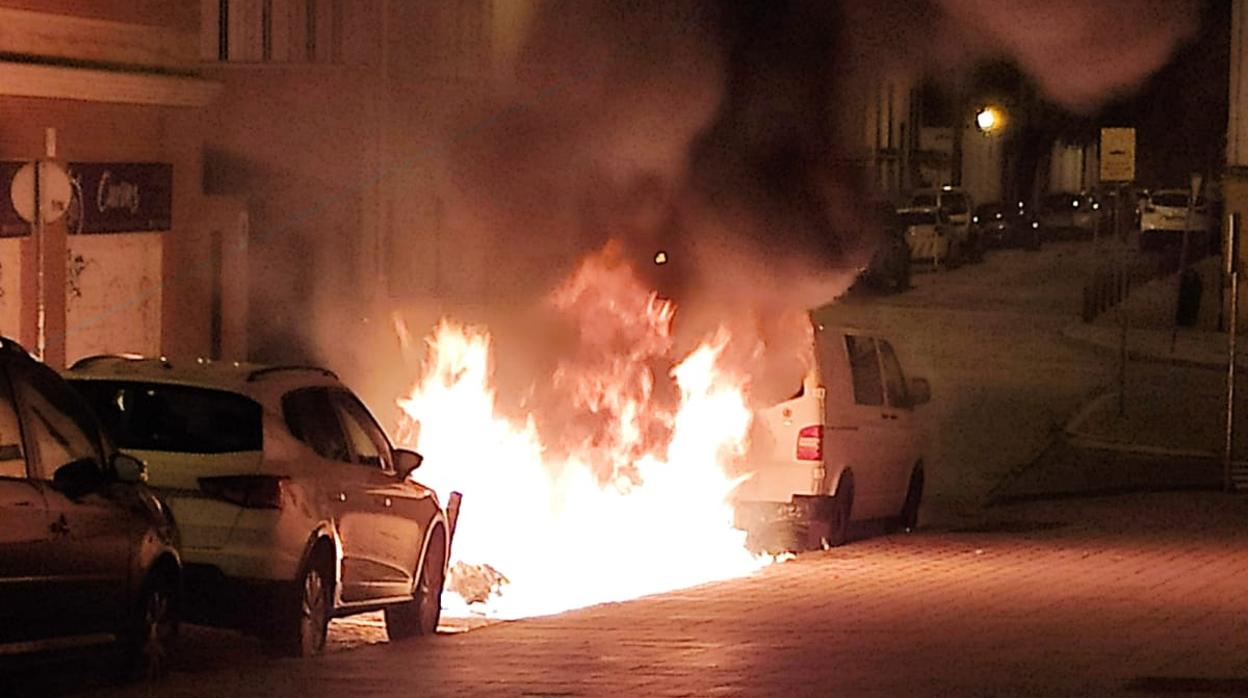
[
  {"x1": 267, "y1": 559, "x2": 331, "y2": 658},
  {"x1": 385, "y1": 533, "x2": 445, "y2": 641}
]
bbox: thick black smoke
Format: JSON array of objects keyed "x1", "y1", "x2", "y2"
[
  {"x1": 438, "y1": 0, "x2": 1199, "y2": 403},
  {"x1": 451, "y1": 0, "x2": 1198, "y2": 301},
  {"x1": 324, "y1": 0, "x2": 1201, "y2": 446}
]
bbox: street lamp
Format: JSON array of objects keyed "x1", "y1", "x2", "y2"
[{"x1": 976, "y1": 106, "x2": 1004, "y2": 134}]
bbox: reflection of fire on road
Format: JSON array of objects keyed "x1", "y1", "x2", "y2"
[{"x1": 395, "y1": 243, "x2": 770, "y2": 619}]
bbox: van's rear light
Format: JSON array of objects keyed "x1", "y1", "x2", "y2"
[
  {"x1": 198, "y1": 475, "x2": 286, "y2": 509},
  {"x1": 796, "y1": 425, "x2": 823, "y2": 461}
]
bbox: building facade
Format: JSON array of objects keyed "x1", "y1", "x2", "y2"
[
  {"x1": 195, "y1": 0, "x2": 534, "y2": 363},
  {"x1": 0, "y1": 1, "x2": 227, "y2": 367}
]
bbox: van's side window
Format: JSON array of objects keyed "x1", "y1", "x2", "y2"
[
  {"x1": 878, "y1": 340, "x2": 911, "y2": 408},
  {"x1": 845, "y1": 336, "x2": 883, "y2": 406}
]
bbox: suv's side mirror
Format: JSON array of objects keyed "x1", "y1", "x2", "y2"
[
  {"x1": 395, "y1": 449, "x2": 424, "y2": 480},
  {"x1": 111, "y1": 453, "x2": 148, "y2": 485},
  {"x1": 908, "y1": 377, "x2": 931, "y2": 407},
  {"x1": 52, "y1": 458, "x2": 107, "y2": 498}
]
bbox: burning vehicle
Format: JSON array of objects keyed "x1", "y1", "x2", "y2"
[
  {"x1": 735, "y1": 324, "x2": 931, "y2": 552},
  {"x1": 65, "y1": 357, "x2": 457, "y2": 657},
  {"x1": 394, "y1": 244, "x2": 770, "y2": 619}
]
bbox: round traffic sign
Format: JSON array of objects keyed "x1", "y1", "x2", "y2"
[{"x1": 9, "y1": 160, "x2": 73, "y2": 224}]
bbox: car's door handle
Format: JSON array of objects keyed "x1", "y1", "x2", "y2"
[{"x1": 50, "y1": 515, "x2": 69, "y2": 535}]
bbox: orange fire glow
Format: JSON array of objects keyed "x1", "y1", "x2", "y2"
[{"x1": 395, "y1": 245, "x2": 769, "y2": 618}]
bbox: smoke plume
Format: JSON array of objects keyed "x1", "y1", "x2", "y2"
[{"x1": 435, "y1": 0, "x2": 1200, "y2": 403}]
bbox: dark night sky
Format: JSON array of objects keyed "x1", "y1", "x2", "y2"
[{"x1": 1081, "y1": 0, "x2": 1229, "y2": 187}]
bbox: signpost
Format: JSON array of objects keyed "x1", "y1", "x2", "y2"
[
  {"x1": 1100, "y1": 128, "x2": 1136, "y2": 417},
  {"x1": 1226, "y1": 214, "x2": 1240, "y2": 493},
  {"x1": 8, "y1": 159, "x2": 71, "y2": 361}
]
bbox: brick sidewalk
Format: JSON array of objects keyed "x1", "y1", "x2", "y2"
[{"x1": 83, "y1": 492, "x2": 1248, "y2": 698}]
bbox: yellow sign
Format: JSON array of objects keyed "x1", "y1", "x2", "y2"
[{"x1": 1100, "y1": 127, "x2": 1136, "y2": 182}]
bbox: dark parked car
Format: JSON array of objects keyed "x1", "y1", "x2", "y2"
[
  {"x1": 1039, "y1": 192, "x2": 1101, "y2": 239},
  {"x1": 974, "y1": 201, "x2": 1041, "y2": 249},
  {"x1": 0, "y1": 338, "x2": 180, "y2": 681},
  {"x1": 854, "y1": 202, "x2": 911, "y2": 293}
]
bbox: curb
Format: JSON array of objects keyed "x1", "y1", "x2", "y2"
[
  {"x1": 1062, "y1": 388, "x2": 1245, "y2": 462},
  {"x1": 1062, "y1": 388, "x2": 1116, "y2": 434},
  {"x1": 1058, "y1": 323, "x2": 1239, "y2": 371}
]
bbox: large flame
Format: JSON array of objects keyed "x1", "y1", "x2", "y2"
[{"x1": 395, "y1": 246, "x2": 769, "y2": 618}]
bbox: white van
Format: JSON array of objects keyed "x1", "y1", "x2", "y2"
[
  {"x1": 908, "y1": 187, "x2": 978, "y2": 261},
  {"x1": 734, "y1": 326, "x2": 930, "y2": 551}
]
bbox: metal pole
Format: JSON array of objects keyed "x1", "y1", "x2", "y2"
[
  {"x1": 1118, "y1": 182, "x2": 1128, "y2": 417},
  {"x1": 1171, "y1": 175, "x2": 1204, "y2": 353},
  {"x1": 1225, "y1": 213, "x2": 1239, "y2": 493},
  {"x1": 34, "y1": 160, "x2": 45, "y2": 361}
]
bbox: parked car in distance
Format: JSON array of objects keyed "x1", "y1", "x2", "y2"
[
  {"x1": 1039, "y1": 192, "x2": 1100, "y2": 239},
  {"x1": 0, "y1": 339, "x2": 180, "y2": 681},
  {"x1": 1139, "y1": 189, "x2": 1213, "y2": 251},
  {"x1": 734, "y1": 325, "x2": 930, "y2": 552},
  {"x1": 898, "y1": 206, "x2": 956, "y2": 268},
  {"x1": 854, "y1": 202, "x2": 911, "y2": 294},
  {"x1": 65, "y1": 357, "x2": 454, "y2": 658},
  {"x1": 907, "y1": 186, "x2": 980, "y2": 261},
  {"x1": 974, "y1": 201, "x2": 1041, "y2": 250}
]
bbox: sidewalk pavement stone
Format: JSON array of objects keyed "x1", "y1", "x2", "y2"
[
  {"x1": 87, "y1": 493, "x2": 1248, "y2": 698},
  {"x1": 1053, "y1": 253, "x2": 1248, "y2": 490}
]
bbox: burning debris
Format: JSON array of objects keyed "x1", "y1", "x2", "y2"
[{"x1": 447, "y1": 562, "x2": 510, "y2": 606}]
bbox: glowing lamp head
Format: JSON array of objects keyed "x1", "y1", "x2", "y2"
[{"x1": 975, "y1": 107, "x2": 1004, "y2": 133}]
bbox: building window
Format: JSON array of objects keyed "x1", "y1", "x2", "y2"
[{"x1": 202, "y1": 0, "x2": 342, "y2": 64}]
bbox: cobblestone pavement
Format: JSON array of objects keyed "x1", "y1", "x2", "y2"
[{"x1": 74, "y1": 492, "x2": 1247, "y2": 698}]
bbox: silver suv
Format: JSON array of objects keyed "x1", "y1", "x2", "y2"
[{"x1": 65, "y1": 356, "x2": 455, "y2": 657}]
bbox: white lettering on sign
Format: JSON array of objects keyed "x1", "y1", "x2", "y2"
[{"x1": 95, "y1": 170, "x2": 140, "y2": 214}]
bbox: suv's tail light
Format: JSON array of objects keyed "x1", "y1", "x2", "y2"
[
  {"x1": 796, "y1": 425, "x2": 823, "y2": 461},
  {"x1": 199, "y1": 475, "x2": 286, "y2": 509}
]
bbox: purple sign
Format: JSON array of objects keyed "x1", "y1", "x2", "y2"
[
  {"x1": 0, "y1": 161, "x2": 172, "y2": 235},
  {"x1": 65, "y1": 162, "x2": 172, "y2": 234}
]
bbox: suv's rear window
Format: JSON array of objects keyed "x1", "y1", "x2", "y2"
[
  {"x1": 68, "y1": 380, "x2": 262, "y2": 454},
  {"x1": 1151, "y1": 192, "x2": 1190, "y2": 208},
  {"x1": 1042, "y1": 194, "x2": 1078, "y2": 210},
  {"x1": 899, "y1": 210, "x2": 938, "y2": 226}
]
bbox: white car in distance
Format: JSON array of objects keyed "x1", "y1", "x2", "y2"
[
  {"x1": 897, "y1": 206, "x2": 955, "y2": 268},
  {"x1": 1139, "y1": 189, "x2": 1212, "y2": 250}
]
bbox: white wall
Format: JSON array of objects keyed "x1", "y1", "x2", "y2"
[
  {"x1": 65, "y1": 233, "x2": 162, "y2": 363},
  {"x1": 962, "y1": 126, "x2": 1003, "y2": 204},
  {"x1": 0, "y1": 239, "x2": 21, "y2": 341}
]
